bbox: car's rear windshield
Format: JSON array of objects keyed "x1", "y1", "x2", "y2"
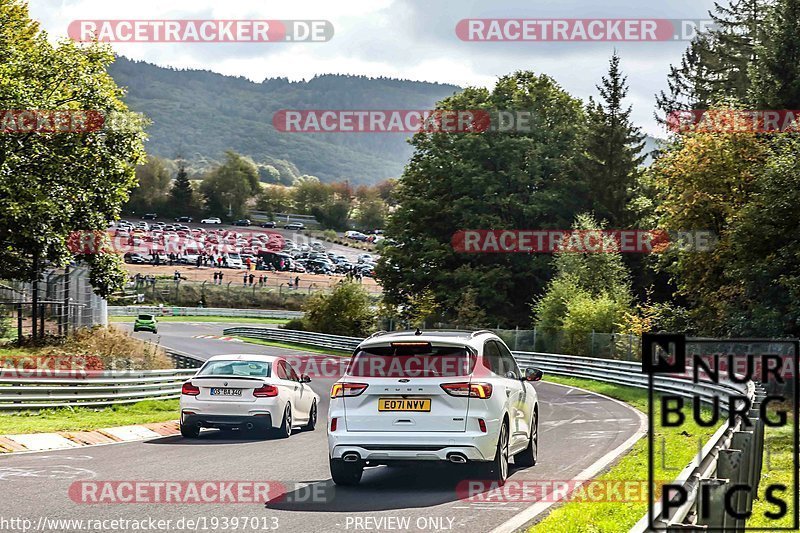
[
  {"x1": 348, "y1": 344, "x2": 475, "y2": 377},
  {"x1": 197, "y1": 360, "x2": 271, "y2": 377},
  {"x1": 137, "y1": 314, "x2": 154, "y2": 320}
]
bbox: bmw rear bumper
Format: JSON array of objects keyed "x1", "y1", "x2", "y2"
[{"x1": 181, "y1": 412, "x2": 273, "y2": 430}]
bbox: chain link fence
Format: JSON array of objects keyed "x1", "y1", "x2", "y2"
[
  {"x1": 0, "y1": 264, "x2": 107, "y2": 341},
  {"x1": 375, "y1": 320, "x2": 641, "y2": 361},
  {"x1": 113, "y1": 276, "x2": 381, "y2": 309}
]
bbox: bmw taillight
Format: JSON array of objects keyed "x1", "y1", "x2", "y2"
[
  {"x1": 253, "y1": 384, "x2": 279, "y2": 397},
  {"x1": 330, "y1": 382, "x2": 368, "y2": 398},
  {"x1": 440, "y1": 382, "x2": 493, "y2": 399},
  {"x1": 181, "y1": 382, "x2": 200, "y2": 396}
]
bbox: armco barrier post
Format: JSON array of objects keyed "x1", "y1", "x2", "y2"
[
  {"x1": 718, "y1": 447, "x2": 745, "y2": 530},
  {"x1": 746, "y1": 416, "x2": 761, "y2": 518},
  {"x1": 748, "y1": 406, "x2": 765, "y2": 496},
  {"x1": 697, "y1": 478, "x2": 730, "y2": 529},
  {"x1": 732, "y1": 430, "x2": 755, "y2": 530}
]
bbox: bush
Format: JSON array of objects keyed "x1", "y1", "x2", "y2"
[
  {"x1": 281, "y1": 318, "x2": 307, "y2": 331},
  {"x1": 561, "y1": 292, "x2": 629, "y2": 355},
  {"x1": 65, "y1": 327, "x2": 172, "y2": 370},
  {"x1": 0, "y1": 311, "x2": 11, "y2": 341},
  {"x1": 1, "y1": 326, "x2": 172, "y2": 370},
  {"x1": 304, "y1": 281, "x2": 374, "y2": 336}
]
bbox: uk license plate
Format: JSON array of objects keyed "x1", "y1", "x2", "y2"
[{"x1": 378, "y1": 398, "x2": 431, "y2": 411}]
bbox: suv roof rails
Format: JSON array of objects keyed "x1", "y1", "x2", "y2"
[
  {"x1": 376, "y1": 329, "x2": 494, "y2": 338},
  {"x1": 367, "y1": 330, "x2": 389, "y2": 339}
]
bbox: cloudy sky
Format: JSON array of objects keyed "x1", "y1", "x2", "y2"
[{"x1": 30, "y1": 0, "x2": 722, "y2": 137}]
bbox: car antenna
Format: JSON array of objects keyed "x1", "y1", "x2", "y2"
[{"x1": 414, "y1": 328, "x2": 422, "y2": 336}]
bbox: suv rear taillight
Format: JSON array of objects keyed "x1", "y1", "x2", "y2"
[
  {"x1": 181, "y1": 382, "x2": 200, "y2": 396},
  {"x1": 331, "y1": 382, "x2": 368, "y2": 398},
  {"x1": 441, "y1": 382, "x2": 493, "y2": 399},
  {"x1": 253, "y1": 384, "x2": 279, "y2": 397}
]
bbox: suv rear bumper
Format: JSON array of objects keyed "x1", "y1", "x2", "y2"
[{"x1": 328, "y1": 430, "x2": 498, "y2": 463}]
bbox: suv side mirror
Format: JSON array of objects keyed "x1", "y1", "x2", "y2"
[
  {"x1": 300, "y1": 374, "x2": 312, "y2": 383},
  {"x1": 523, "y1": 368, "x2": 544, "y2": 382}
]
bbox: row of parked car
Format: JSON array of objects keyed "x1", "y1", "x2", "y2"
[
  {"x1": 114, "y1": 221, "x2": 378, "y2": 277},
  {"x1": 131, "y1": 213, "x2": 307, "y2": 230},
  {"x1": 275, "y1": 239, "x2": 377, "y2": 276}
]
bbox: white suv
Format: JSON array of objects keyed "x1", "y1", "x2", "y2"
[{"x1": 327, "y1": 330, "x2": 542, "y2": 486}]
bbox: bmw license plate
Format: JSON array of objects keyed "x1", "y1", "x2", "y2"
[{"x1": 210, "y1": 388, "x2": 242, "y2": 396}]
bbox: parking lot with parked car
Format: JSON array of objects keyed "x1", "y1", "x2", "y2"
[{"x1": 112, "y1": 219, "x2": 380, "y2": 288}]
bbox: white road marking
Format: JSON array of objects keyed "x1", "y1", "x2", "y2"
[{"x1": 489, "y1": 382, "x2": 648, "y2": 533}]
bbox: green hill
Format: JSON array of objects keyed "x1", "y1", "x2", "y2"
[
  {"x1": 108, "y1": 57, "x2": 661, "y2": 183},
  {"x1": 108, "y1": 57, "x2": 461, "y2": 184}
]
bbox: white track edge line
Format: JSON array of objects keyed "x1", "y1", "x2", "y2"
[{"x1": 490, "y1": 380, "x2": 648, "y2": 533}]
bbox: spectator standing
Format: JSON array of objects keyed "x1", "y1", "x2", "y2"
[
  {"x1": 213, "y1": 271, "x2": 219, "y2": 284},
  {"x1": 249, "y1": 273, "x2": 255, "y2": 286}
]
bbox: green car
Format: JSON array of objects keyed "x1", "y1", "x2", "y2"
[{"x1": 133, "y1": 314, "x2": 158, "y2": 334}]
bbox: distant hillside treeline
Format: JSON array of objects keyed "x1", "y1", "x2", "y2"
[{"x1": 108, "y1": 57, "x2": 461, "y2": 184}]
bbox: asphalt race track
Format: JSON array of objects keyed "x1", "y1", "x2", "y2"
[{"x1": 0, "y1": 322, "x2": 645, "y2": 533}]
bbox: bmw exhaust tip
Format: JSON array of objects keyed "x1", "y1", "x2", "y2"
[
  {"x1": 448, "y1": 453, "x2": 468, "y2": 464},
  {"x1": 342, "y1": 452, "x2": 361, "y2": 463}
]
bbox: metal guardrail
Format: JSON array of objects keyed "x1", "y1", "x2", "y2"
[
  {"x1": 223, "y1": 327, "x2": 362, "y2": 352},
  {"x1": 515, "y1": 351, "x2": 762, "y2": 530},
  {"x1": 0, "y1": 368, "x2": 198, "y2": 410},
  {"x1": 0, "y1": 350, "x2": 205, "y2": 410},
  {"x1": 165, "y1": 349, "x2": 206, "y2": 370},
  {"x1": 224, "y1": 328, "x2": 762, "y2": 530},
  {"x1": 633, "y1": 382, "x2": 765, "y2": 531},
  {"x1": 109, "y1": 306, "x2": 303, "y2": 319}
]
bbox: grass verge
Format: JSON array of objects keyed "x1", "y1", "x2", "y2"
[
  {"x1": 528, "y1": 375, "x2": 718, "y2": 533},
  {"x1": 0, "y1": 399, "x2": 178, "y2": 435},
  {"x1": 110, "y1": 316, "x2": 290, "y2": 325},
  {"x1": 0, "y1": 327, "x2": 171, "y2": 370},
  {"x1": 235, "y1": 336, "x2": 352, "y2": 357}
]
